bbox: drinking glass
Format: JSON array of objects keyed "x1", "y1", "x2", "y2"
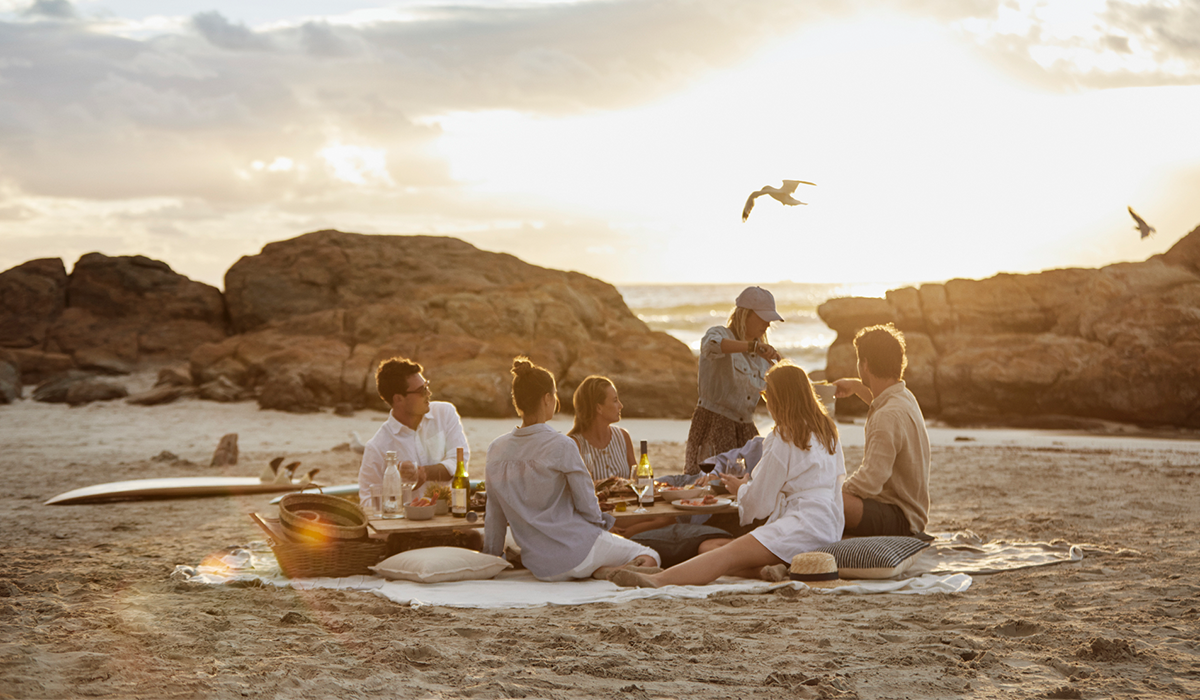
[
  {"x1": 400, "y1": 461, "x2": 419, "y2": 509},
  {"x1": 365, "y1": 485, "x2": 383, "y2": 518},
  {"x1": 630, "y1": 483, "x2": 652, "y2": 514}
]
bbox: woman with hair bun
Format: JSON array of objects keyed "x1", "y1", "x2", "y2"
[
  {"x1": 610, "y1": 362, "x2": 845, "y2": 588},
  {"x1": 482, "y1": 357, "x2": 661, "y2": 581}
]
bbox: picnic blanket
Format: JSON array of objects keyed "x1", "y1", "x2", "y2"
[{"x1": 173, "y1": 531, "x2": 1081, "y2": 609}]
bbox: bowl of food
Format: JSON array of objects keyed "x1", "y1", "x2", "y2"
[
  {"x1": 405, "y1": 499, "x2": 436, "y2": 521},
  {"x1": 658, "y1": 485, "x2": 709, "y2": 502}
]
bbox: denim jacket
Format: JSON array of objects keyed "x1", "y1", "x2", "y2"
[{"x1": 696, "y1": 325, "x2": 770, "y2": 424}]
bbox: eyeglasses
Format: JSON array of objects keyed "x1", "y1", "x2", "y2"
[{"x1": 401, "y1": 381, "x2": 432, "y2": 397}]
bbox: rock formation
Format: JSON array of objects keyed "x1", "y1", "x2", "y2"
[
  {"x1": 190, "y1": 230, "x2": 698, "y2": 417},
  {"x1": 819, "y1": 225, "x2": 1200, "y2": 428},
  {"x1": 0, "y1": 253, "x2": 229, "y2": 398}
]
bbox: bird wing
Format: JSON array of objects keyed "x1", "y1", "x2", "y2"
[
  {"x1": 742, "y1": 190, "x2": 762, "y2": 222},
  {"x1": 779, "y1": 180, "x2": 816, "y2": 194},
  {"x1": 1128, "y1": 206, "x2": 1155, "y2": 238}
]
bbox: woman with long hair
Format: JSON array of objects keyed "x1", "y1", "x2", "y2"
[
  {"x1": 610, "y1": 362, "x2": 845, "y2": 587},
  {"x1": 482, "y1": 357, "x2": 660, "y2": 581},
  {"x1": 568, "y1": 376, "x2": 637, "y2": 481},
  {"x1": 683, "y1": 286, "x2": 784, "y2": 475}
]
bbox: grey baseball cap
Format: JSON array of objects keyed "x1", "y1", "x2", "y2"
[{"x1": 735, "y1": 286, "x2": 783, "y2": 322}]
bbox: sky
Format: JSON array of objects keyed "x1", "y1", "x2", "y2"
[{"x1": 2, "y1": 0, "x2": 1199, "y2": 290}]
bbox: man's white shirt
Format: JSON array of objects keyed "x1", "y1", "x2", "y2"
[{"x1": 358, "y1": 401, "x2": 470, "y2": 504}]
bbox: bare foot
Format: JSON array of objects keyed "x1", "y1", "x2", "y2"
[
  {"x1": 759, "y1": 564, "x2": 788, "y2": 582},
  {"x1": 607, "y1": 568, "x2": 660, "y2": 588}
]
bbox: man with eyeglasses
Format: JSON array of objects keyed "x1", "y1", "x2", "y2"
[{"x1": 357, "y1": 357, "x2": 470, "y2": 507}]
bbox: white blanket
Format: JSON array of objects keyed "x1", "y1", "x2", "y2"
[{"x1": 174, "y1": 540, "x2": 972, "y2": 609}]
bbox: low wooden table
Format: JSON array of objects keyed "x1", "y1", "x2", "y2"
[
  {"x1": 365, "y1": 500, "x2": 736, "y2": 534},
  {"x1": 610, "y1": 500, "x2": 738, "y2": 521},
  {"x1": 368, "y1": 512, "x2": 484, "y2": 536}
]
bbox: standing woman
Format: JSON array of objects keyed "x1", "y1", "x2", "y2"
[
  {"x1": 684, "y1": 286, "x2": 783, "y2": 475},
  {"x1": 568, "y1": 376, "x2": 637, "y2": 481},
  {"x1": 609, "y1": 362, "x2": 845, "y2": 588},
  {"x1": 483, "y1": 357, "x2": 660, "y2": 581}
]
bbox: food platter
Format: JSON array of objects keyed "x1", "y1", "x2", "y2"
[{"x1": 671, "y1": 497, "x2": 733, "y2": 513}]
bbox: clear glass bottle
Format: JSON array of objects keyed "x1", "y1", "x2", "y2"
[{"x1": 382, "y1": 450, "x2": 403, "y2": 519}]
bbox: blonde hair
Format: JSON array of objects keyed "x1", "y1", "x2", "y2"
[
  {"x1": 568, "y1": 375, "x2": 616, "y2": 437},
  {"x1": 727, "y1": 306, "x2": 768, "y2": 343},
  {"x1": 764, "y1": 362, "x2": 838, "y2": 454}
]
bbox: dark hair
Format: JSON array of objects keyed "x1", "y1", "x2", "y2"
[
  {"x1": 376, "y1": 357, "x2": 423, "y2": 404},
  {"x1": 510, "y1": 356, "x2": 556, "y2": 415},
  {"x1": 568, "y1": 375, "x2": 616, "y2": 436},
  {"x1": 853, "y1": 324, "x2": 906, "y2": 380}
]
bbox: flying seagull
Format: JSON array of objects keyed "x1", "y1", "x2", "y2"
[
  {"x1": 1128, "y1": 206, "x2": 1155, "y2": 239},
  {"x1": 742, "y1": 180, "x2": 816, "y2": 222}
]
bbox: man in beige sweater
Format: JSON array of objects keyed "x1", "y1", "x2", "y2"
[{"x1": 833, "y1": 324, "x2": 931, "y2": 537}]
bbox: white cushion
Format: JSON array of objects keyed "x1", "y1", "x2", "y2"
[
  {"x1": 370, "y1": 547, "x2": 512, "y2": 584},
  {"x1": 815, "y1": 537, "x2": 930, "y2": 579}
]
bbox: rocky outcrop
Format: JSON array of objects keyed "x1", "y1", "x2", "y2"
[
  {"x1": 818, "y1": 225, "x2": 1200, "y2": 428},
  {"x1": 191, "y1": 230, "x2": 698, "y2": 417},
  {"x1": 1, "y1": 253, "x2": 230, "y2": 388},
  {"x1": 0, "y1": 258, "x2": 68, "y2": 349},
  {"x1": 46, "y1": 253, "x2": 228, "y2": 366}
]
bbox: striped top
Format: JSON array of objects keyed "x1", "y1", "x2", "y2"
[{"x1": 571, "y1": 425, "x2": 632, "y2": 481}]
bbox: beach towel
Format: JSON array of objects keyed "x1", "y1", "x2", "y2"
[{"x1": 171, "y1": 531, "x2": 1080, "y2": 609}]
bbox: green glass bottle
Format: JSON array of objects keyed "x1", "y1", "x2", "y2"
[{"x1": 451, "y1": 447, "x2": 469, "y2": 518}]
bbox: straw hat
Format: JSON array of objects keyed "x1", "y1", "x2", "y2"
[{"x1": 788, "y1": 551, "x2": 846, "y2": 588}]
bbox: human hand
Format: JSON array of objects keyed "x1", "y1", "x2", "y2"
[
  {"x1": 757, "y1": 343, "x2": 782, "y2": 362},
  {"x1": 720, "y1": 472, "x2": 749, "y2": 494},
  {"x1": 832, "y1": 378, "x2": 865, "y2": 400}
]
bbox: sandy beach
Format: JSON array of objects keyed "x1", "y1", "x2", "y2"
[{"x1": 2, "y1": 384, "x2": 1199, "y2": 699}]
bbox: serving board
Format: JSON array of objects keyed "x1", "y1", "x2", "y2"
[{"x1": 44, "y1": 477, "x2": 320, "y2": 506}]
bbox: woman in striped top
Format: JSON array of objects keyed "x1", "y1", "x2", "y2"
[{"x1": 568, "y1": 376, "x2": 636, "y2": 481}]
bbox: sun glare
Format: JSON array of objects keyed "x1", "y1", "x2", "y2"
[
  {"x1": 319, "y1": 142, "x2": 393, "y2": 186},
  {"x1": 421, "y1": 14, "x2": 1200, "y2": 285}
]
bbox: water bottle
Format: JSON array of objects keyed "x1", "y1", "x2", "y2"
[{"x1": 382, "y1": 451, "x2": 402, "y2": 518}]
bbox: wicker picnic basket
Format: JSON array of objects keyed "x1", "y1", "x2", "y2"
[
  {"x1": 269, "y1": 537, "x2": 386, "y2": 579},
  {"x1": 278, "y1": 493, "x2": 369, "y2": 542},
  {"x1": 253, "y1": 495, "x2": 386, "y2": 578}
]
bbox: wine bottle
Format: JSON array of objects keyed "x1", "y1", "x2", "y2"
[
  {"x1": 382, "y1": 451, "x2": 402, "y2": 519},
  {"x1": 451, "y1": 447, "x2": 469, "y2": 518},
  {"x1": 635, "y1": 440, "x2": 654, "y2": 506}
]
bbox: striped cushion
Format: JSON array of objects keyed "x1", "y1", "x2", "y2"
[{"x1": 815, "y1": 537, "x2": 930, "y2": 579}]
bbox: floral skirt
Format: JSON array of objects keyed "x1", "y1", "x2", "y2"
[{"x1": 683, "y1": 406, "x2": 760, "y2": 475}]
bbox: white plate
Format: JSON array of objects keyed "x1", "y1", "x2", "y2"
[
  {"x1": 671, "y1": 497, "x2": 733, "y2": 513},
  {"x1": 659, "y1": 487, "x2": 709, "y2": 502}
]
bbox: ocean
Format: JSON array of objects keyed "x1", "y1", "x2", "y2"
[{"x1": 617, "y1": 282, "x2": 905, "y2": 374}]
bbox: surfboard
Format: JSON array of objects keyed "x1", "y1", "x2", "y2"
[
  {"x1": 44, "y1": 477, "x2": 322, "y2": 506},
  {"x1": 269, "y1": 480, "x2": 489, "y2": 505},
  {"x1": 269, "y1": 483, "x2": 358, "y2": 504}
]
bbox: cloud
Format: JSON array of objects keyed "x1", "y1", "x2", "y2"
[
  {"x1": 20, "y1": 0, "x2": 76, "y2": 20},
  {"x1": 190, "y1": 11, "x2": 273, "y2": 51},
  {"x1": 0, "y1": 0, "x2": 818, "y2": 208},
  {"x1": 941, "y1": 0, "x2": 1200, "y2": 89}
]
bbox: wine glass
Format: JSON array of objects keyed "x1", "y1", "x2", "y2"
[
  {"x1": 400, "y1": 461, "x2": 418, "y2": 511},
  {"x1": 629, "y1": 483, "x2": 652, "y2": 514},
  {"x1": 698, "y1": 461, "x2": 716, "y2": 489}
]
